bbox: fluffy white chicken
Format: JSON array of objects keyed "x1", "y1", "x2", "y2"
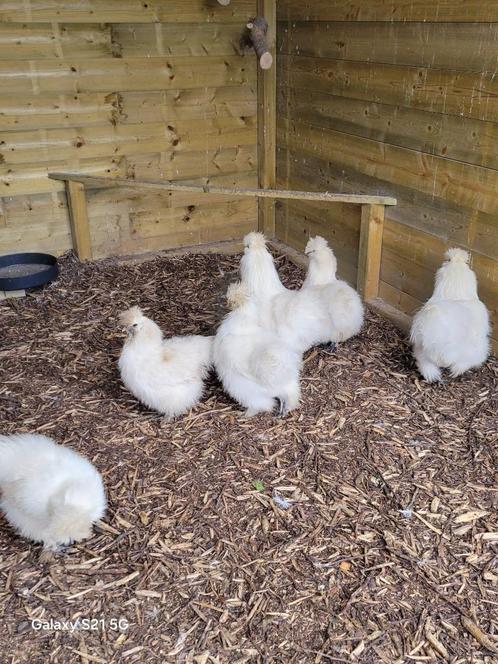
[
  {"x1": 119, "y1": 306, "x2": 213, "y2": 419},
  {"x1": 0, "y1": 433, "x2": 106, "y2": 550},
  {"x1": 213, "y1": 282, "x2": 302, "y2": 417},
  {"x1": 239, "y1": 232, "x2": 286, "y2": 299},
  {"x1": 410, "y1": 248, "x2": 490, "y2": 382},
  {"x1": 239, "y1": 233, "x2": 363, "y2": 352},
  {"x1": 301, "y1": 236, "x2": 364, "y2": 346}
]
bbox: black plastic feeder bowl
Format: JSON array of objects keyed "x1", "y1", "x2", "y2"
[{"x1": 0, "y1": 253, "x2": 59, "y2": 291}]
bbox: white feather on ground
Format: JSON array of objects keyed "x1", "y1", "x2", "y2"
[
  {"x1": 119, "y1": 306, "x2": 213, "y2": 419},
  {"x1": 213, "y1": 282, "x2": 302, "y2": 417},
  {"x1": 0, "y1": 433, "x2": 106, "y2": 550},
  {"x1": 410, "y1": 248, "x2": 490, "y2": 382}
]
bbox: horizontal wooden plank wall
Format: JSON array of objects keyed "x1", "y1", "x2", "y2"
[
  {"x1": 0, "y1": 1, "x2": 258, "y2": 258},
  {"x1": 276, "y1": 1, "x2": 498, "y2": 352}
]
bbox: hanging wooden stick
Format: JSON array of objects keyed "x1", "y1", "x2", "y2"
[{"x1": 246, "y1": 16, "x2": 273, "y2": 70}]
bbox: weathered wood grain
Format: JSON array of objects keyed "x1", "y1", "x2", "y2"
[
  {"x1": 278, "y1": 87, "x2": 498, "y2": 171},
  {"x1": 48, "y1": 172, "x2": 397, "y2": 205},
  {"x1": 0, "y1": 24, "x2": 112, "y2": 60},
  {"x1": 357, "y1": 204, "x2": 385, "y2": 300},
  {"x1": 1, "y1": 119, "x2": 256, "y2": 166},
  {"x1": 65, "y1": 180, "x2": 92, "y2": 260},
  {"x1": 277, "y1": 148, "x2": 498, "y2": 261},
  {"x1": 120, "y1": 88, "x2": 257, "y2": 125},
  {"x1": 111, "y1": 23, "x2": 244, "y2": 57},
  {"x1": 0, "y1": 56, "x2": 254, "y2": 95},
  {"x1": 257, "y1": 0, "x2": 277, "y2": 235},
  {"x1": 278, "y1": 21, "x2": 498, "y2": 71},
  {"x1": 0, "y1": 93, "x2": 120, "y2": 132},
  {"x1": 277, "y1": 0, "x2": 498, "y2": 22},
  {"x1": 0, "y1": 0, "x2": 256, "y2": 23},
  {"x1": 282, "y1": 120, "x2": 498, "y2": 216},
  {"x1": 278, "y1": 55, "x2": 498, "y2": 122}
]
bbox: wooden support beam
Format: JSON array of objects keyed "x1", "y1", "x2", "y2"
[
  {"x1": 357, "y1": 203, "x2": 385, "y2": 301},
  {"x1": 257, "y1": 0, "x2": 276, "y2": 237},
  {"x1": 65, "y1": 180, "x2": 92, "y2": 261},
  {"x1": 49, "y1": 173, "x2": 397, "y2": 205}
]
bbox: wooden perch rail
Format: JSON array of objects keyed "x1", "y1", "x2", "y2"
[
  {"x1": 246, "y1": 17, "x2": 273, "y2": 69},
  {"x1": 49, "y1": 173, "x2": 396, "y2": 205},
  {"x1": 48, "y1": 172, "x2": 396, "y2": 301}
]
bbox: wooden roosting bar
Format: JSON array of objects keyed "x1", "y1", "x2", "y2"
[{"x1": 49, "y1": 172, "x2": 396, "y2": 303}]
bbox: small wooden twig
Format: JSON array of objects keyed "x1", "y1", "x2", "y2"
[{"x1": 246, "y1": 16, "x2": 273, "y2": 70}]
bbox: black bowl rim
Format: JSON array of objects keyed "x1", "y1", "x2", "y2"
[{"x1": 0, "y1": 252, "x2": 59, "y2": 291}]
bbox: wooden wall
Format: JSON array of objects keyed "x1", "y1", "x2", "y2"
[
  {"x1": 0, "y1": 1, "x2": 258, "y2": 259},
  {"x1": 276, "y1": 1, "x2": 498, "y2": 350}
]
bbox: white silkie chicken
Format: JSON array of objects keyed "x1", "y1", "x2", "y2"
[
  {"x1": 239, "y1": 231, "x2": 286, "y2": 299},
  {"x1": 239, "y1": 232, "x2": 363, "y2": 352},
  {"x1": 213, "y1": 282, "x2": 302, "y2": 417},
  {"x1": 0, "y1": 433, "x2": 106, "y2": 550},
  {"x1": 119, "y1": 306, "x2": 213, "y2": 419},
  {"x1": 410, "y1": 248, "x2": 490, "y2": 382},
  {"x1": 300, "y1": 236, "x2": 364, "y2": 347}
]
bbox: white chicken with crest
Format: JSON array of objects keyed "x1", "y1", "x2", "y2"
[
  {"x1": 118, "y1": 306, "x2": 213, "y2": 419},
  {"x1": 410, "y1": 248, "x2": 490, "y2": 382},
  {"x1": 239, "y1": 232, "x2": 364, "y2": 353},
  {"x1": 213, "y1": 281, "x2": 302, "y2": 417}
]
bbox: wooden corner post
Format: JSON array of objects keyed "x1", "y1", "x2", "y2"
[
  {"x1": 357, "y1": 203, "x2": 385, "y2": 301},
  {"x1": 65, "y1": 180, "x2": 92, "y2": 261},
  {"x1": 257, "y1": 0, "x2": 276, "y2": 237}
]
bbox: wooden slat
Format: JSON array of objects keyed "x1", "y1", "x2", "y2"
[
  {"x1": 257, "y1": 0, "x2": 277, "y2": 236},
  {"x1": 282, "y1": 120, "x2": 498, "y2": 216},
  {"x1": 381, "y1": 220, "x2": 498, "y2": 319},
  {"x1": 129, "y1": 149, "x2": 257, "y2": 184},
  {"x1": 357, "y1": 204, "x2": 385, "y2": 300},
  {"x1": 112, "y1": 23, "x2": 244, "y2": 57},
  {"x1": 0, "y1": 0, "x2": 256, "y2": 23},
  {"x1": 48, "y1": 172, "x2": 398, "y2": 205},
  {"x1": 0, "y1": 93, "x2": 120, "y2": 132},
  {"x1": 278, "y1": 55, "x2": 498, "y2": 122},
  {"x1": 1, "y1": 119, "x2": 256, "y2": 166},
  {"x1": 130, "y1": 199, "x2": 256, "y2": 239},
  {"x1": 273, "y1": 217, "x2": 358, "y2": 286},
  {"x1": 0, "y1": 24, "x2": 112, "y2": 60},
  {"x1": 277, "y1": 147, "x2": 498, "y2": 261},
  {"x1": 120, "y1": 88, "x2": 257, "y2": 125},
  {"x1": 278, "y1": 88, "x2": 498, "y2": 171},
  {"x1": 0, "y1": 56, "x2": 254, "y2": 95},
  {"x1": 0, "y1": 158, "x2": 125, "y2": 196},
  {"x1": 275, "y1": 200, "x2": 360, "y2": 272},
  {"x1": 278, "y1": 21, "x2": 498, "y2": 71},
  {"x1": 65, "y1": 180, "x2": 92, "y2": 260},
  {"x1": 277, "y1": 0, "x2": 498, "y2": 22}
]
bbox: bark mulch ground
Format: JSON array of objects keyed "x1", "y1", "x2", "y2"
[{"x1": 0, "y1": 251, "x2": 496, "y2": 664}]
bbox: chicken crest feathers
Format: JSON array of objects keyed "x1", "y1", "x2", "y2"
[
  {"x1": 445, "y1": 248, "x2": 470, "y2": 264},
  {"x1": 243, "y1": 231, "x2": 267, "y2": 249},
  {"x1": 119, "y1": 306, "x2": 144, "y2": 327},
  {"x1": 305, "y1": 236, "x2": 329, "y2": 254}
]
